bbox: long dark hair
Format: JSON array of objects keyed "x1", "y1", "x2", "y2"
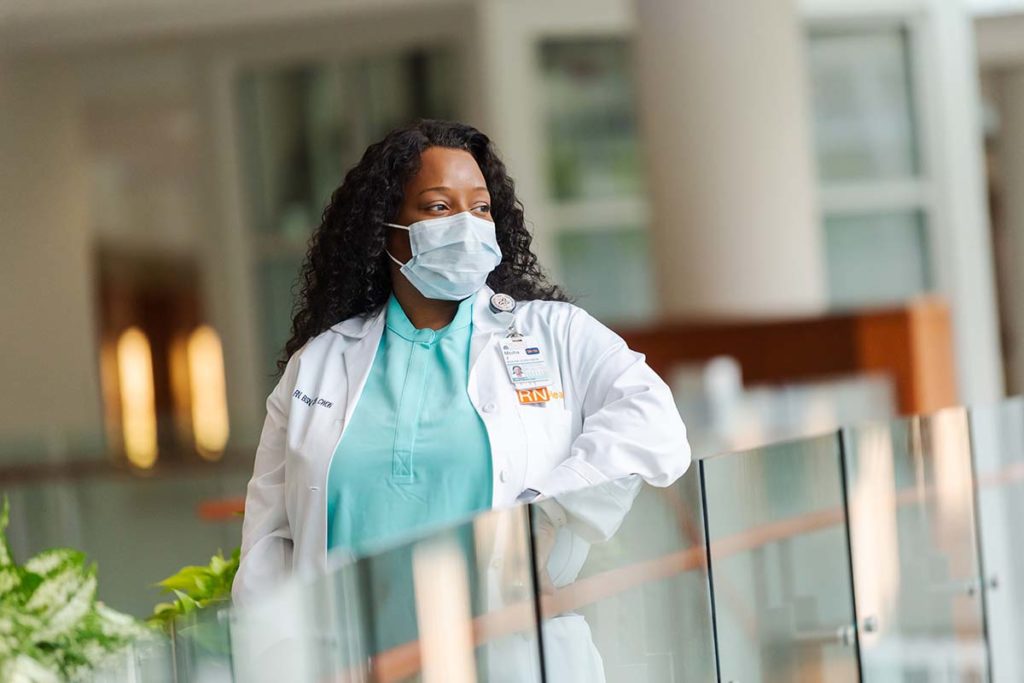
[{"x1": 277, "y1": 119, "x2": 567, "y2": 376}]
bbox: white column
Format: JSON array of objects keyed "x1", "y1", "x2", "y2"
[
  {"x1": 923, "y1": 0, "x2": 1004, "y2": 403},
  {"x1": 0, "y1": 58, "x2": 103, "y2": 454},
  {"x1": 633, "y1": 0, "x2": 826, "y2": 317}
]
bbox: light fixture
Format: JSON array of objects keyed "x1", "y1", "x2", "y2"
[
  {"x1": 187, "y1": 324, "x2": 230, "y2": 460},
  {"x1": 116, "y1": 326, "x2": 158, "y2": 469}
]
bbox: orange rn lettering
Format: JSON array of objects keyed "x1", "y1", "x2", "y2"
[{"x1": 517, "y1": 387, "x2": 550, "y2": 404}]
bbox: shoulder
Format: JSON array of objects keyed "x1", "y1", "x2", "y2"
[
  {"x1": 516, "y1": 298, "x2": 620, "y2": 342},
  {"x1": 514, "y1": 298, "x2": 583, "y2": 329},
  {"x1": 276, "y1": 311, "x2": 384, "y2": 384}
]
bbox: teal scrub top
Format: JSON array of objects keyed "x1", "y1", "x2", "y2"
[{"x1": 326, "y1": 292, "x2": 493, "y2": 557}]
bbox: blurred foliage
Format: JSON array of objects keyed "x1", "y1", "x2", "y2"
[
  {"x1": 148, "y1": 548, "x2": 239, "y2": 631},
  {"x1": 0, "y1": 497, "x2": 147, "y2": 682}
]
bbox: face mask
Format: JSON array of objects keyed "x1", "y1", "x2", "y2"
[{"x1": 385, "y1": 211, "x2": 503, "y2": 301}]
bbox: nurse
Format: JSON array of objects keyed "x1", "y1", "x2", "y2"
[{"x1": 233, "y1": 119, "x2": 690, "y2": 606}]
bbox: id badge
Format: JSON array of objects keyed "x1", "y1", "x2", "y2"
[{"x1": 500, "y1": 336, "x2": 551, "y2": 390}]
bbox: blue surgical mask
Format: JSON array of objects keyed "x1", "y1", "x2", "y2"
[{"x1": 385, "y1": 211, "x2": 503, "y2": 301}]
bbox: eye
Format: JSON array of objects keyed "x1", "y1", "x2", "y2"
[
  {"x1": 473, "y1": 204, "x2": 491, "y2": 214},
  {"x1": 426, "y1": 202, "x2": 449, "y2": 212}
]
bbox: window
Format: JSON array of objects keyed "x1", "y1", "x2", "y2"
[
  {"x1": 808, "y1": 24, "x2": 933, "y2": 306},
  {"x1": 539, "y1": 38, "x2": 655, "y2": 323}
]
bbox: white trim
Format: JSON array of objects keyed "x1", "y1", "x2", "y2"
[
  {"x1": 800, "y1": 0, "x2": 931, "y2": 23},
  {"x1": 819, "y1": 179, "x2": 932, "y2": 214},
  {"x1": 546, "y1": 197, "x2": 650, "y2": 233}
]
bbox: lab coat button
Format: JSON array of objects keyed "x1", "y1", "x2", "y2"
[
  {"x1": 482, "y1": 402, "x2": 496, "y2": 413},
  {"x1": 499, "y1": 469, "x2": 509, "y2": 483}
]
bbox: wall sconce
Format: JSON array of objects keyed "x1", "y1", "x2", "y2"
[{"x1": 99, "y1": 249, "x2": 230, "y2": 466}]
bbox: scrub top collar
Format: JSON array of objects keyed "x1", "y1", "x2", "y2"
[{"x1": 385, "y1": 292, "x2": 474, "y2": 344}]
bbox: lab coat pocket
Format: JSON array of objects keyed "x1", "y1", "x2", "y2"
[{"x1": 518, "y1": 404, "x2": 575, "y2": 482}]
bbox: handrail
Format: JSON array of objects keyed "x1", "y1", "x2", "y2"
[{"x1": 0, "y1": 454, "x2": 252, "y2": 485}]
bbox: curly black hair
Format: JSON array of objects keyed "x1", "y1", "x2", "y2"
[{"x1": 277, "y1": 118, "x2": 568, "y2": 376}]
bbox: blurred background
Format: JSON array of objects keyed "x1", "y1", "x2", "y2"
[{"x1": 1, "y1": 0, "x2": 1023, "y2": 618}]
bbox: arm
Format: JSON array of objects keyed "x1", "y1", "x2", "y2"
[
  {"x1": 232, "y1": 353, "x2": 301, "y2": 607},
  {"x1": 538, "y1": 307, "x2": 691, "y2": 495},
  {"x1": 533, "y1": 308, "x2": 691, "y2": 543}
]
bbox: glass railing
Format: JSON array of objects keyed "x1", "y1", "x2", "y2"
[
  {"x1": 51, "y1": 396, "x2": 1024, "y2": 681},
  {"x1": 531, "y1": 472, "x2": 716, "y2": 682},
  {"x1": 844, "y1": 408, "x2": 988, "y2": 681},
  {"x1": 969, "y1": 398, "x2": 1024, "y2": 682},
  {"x1": 703, "y1": 434, "x2": 859, "y2": 682}
]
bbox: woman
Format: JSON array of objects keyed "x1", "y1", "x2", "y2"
[{"x1": 232, "y1": 119, "x2": 690, "y2": 606}]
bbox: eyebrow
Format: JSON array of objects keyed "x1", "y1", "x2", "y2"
[{"x1": 417, "y1": 185, "x2": 489, "y2": 195}]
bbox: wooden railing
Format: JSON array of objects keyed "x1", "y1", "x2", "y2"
[{"x1": 616, "y1": 296, "x2": 958, "y2": 415}]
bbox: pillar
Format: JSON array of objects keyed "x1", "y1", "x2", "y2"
[{"x1": 633, "y1": 0, "x2": 826, "y2": 317}]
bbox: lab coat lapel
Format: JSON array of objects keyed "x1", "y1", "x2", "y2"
[
  {"x1": 469, "y1": 286, "x2": 507, "y2": 398},
  {"x1": 340, "y1": 313, "x2": 385, "y2": 428}
]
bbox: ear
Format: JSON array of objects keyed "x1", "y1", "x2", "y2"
[{"x1": 386, "y1": 225, "x2": 413, "y2": 262}]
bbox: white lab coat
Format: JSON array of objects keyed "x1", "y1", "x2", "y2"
[
  {"x1": 234, "y1": 284, "x2": 690, "y2": 599},
  {"x1": 231, "y1": 285, "x2": 690, "y2": 678}
]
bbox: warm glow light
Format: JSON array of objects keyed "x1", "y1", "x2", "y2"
[
  {"x1": 931, "y1": 412, "x2": 974, "y2": 543},
  {"x1": 117, "y1": 326, "x2": 158, "y2": 468},
  {"x1": 187, "y1": 324, "x2": 230, "y2": 460},
  {"x1": 413, "y1": 536, "x2": 477, "y2": 683}
]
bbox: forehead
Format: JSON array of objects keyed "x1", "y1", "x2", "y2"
[{"x1": 406, "y1": 146, "x2": 487, "y2": 191}]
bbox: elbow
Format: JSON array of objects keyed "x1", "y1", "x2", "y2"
[{"x1": 651, "y1": 416, "x2": 691, "y2": 488}]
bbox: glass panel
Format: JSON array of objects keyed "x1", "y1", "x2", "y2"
[
  {"x1": 530, "y1": 471, "x2": 717, "y2": 682},
  {"x1": 230, "y1": 573, "x2": 326, "y2": 682},
  {"x1": 969, "y1": 398, "x2": 1024, "y2": 682},
  {"x1": 808, "y1": 25, "x2": 919, "y2": 182},
  {"x1": 355, "y1": 508, "x2": 542, "y2": 681},
  {"x1": 824, "y1": 209, "x2": 930, "y2": 307},
  {"x1": 556, "y1": 228, "x2": 656, "y2": 323},
  {"x1": 80, "y1": 633, "x2": 175, "y2": 683},
  {"x1": 231, "y1": 558, "x2": 389, "y2": 682},
  {"x1": 540, "y1": 39, "x2": 643, "y2": 201},
  {"x1": 230, "y1": 506, "x2": 543, "y2": 682},
  {"x1": 172, "y1": 604, "x2": 234, "y2": 682},
  {"x1": 843, "y1": 409, "x2": 989, "y2": 681},
  {"x1": 702, "y1": 434, "x2": 860, "y2": 683}
]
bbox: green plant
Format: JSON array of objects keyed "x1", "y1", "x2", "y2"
[
  {"x1": 0, "y1": 497, "x2": 147, "y2": 682},
  {"x1": 148, "y1": 548, "x2": 239, "y2": 630}
]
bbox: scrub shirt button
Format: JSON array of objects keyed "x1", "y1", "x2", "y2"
[
  {"x1": 499, "y1": 469, "x2": 509, "y2": 483},
  {"x1": 482, "y1": 402, "x2": 496, "y2": 413}
]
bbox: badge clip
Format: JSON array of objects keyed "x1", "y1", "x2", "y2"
[{"x1": 489, "y1": 292, "x2": 521, "y2": 338}]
